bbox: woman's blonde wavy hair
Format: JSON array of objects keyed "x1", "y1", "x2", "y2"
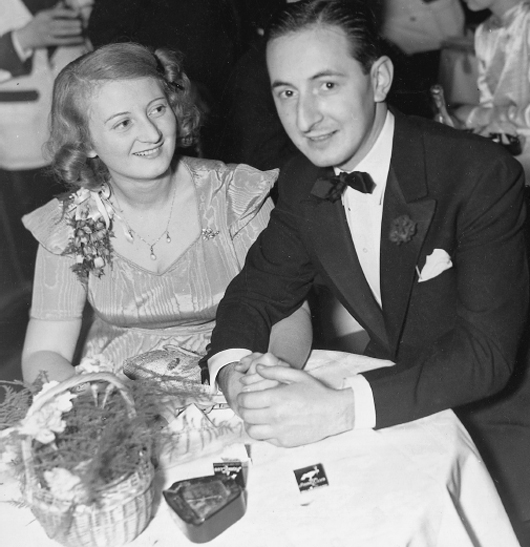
[{"x1": 46, "y1": 42, "x2": 202, "y2": 191}]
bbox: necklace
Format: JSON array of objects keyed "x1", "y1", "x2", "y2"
[{"x1": 110, "y1": 183, "x2": 177, "y2": 261}]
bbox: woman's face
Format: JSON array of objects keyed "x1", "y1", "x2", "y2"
[{"x1": 86, "y1": 77, "x2": 177, "y2": 186}]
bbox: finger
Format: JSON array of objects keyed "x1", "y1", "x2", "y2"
[
  {"x1": 237, "y1": 389, "x2": 273, "y2": 410},
  {"x1": 239, "y1": 352, "x2": 263, "y2": 367},
  {"x1": 242, "y1": 379, "x2": 280, "y2": 392},
  {"x1": 255, "y1": 364, "x2": 310, "y2": 384},
  {"x1": 51, "y1": 21, "x2": 83, "y2": 35},
  {"x1": 240, "y1": 372, "x2": 264, "y2": 385},
  {"x1": 245, "y1": 423, "x2": 276, "y2": 442},
  {"x1": 234, "y1": 360, "x2": 251, "y2": 373},
  {"x1": 50, "y1": 7, "x2": 83, "y2": 19}
]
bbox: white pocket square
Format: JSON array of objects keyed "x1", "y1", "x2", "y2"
[{"x1": 417, "y1": 249, "x2": 452, "y2": 283}]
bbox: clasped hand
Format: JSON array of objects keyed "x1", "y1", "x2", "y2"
[
  {"x1": 16, "y1": 4, "x2": 85, "y2": 51},
  {"x1": 226, "y1": 352, "x2": 355, "y2": 447}
]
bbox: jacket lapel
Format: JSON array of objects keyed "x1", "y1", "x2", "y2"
[
  {"x1": 302, "y1": 171, "x2": 389, "y2": 348},
  {"x1": 380, "y1": 112, "x2": 436, "y2": 354}
]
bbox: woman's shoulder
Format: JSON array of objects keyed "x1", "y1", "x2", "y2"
[
  {"x1": 22, "y1": 197, "x2": 70, "y2": 254},
  {"x1": 182, "y1": 155, "x2": 278, "y2": 196},
  {"x1": 181, "y1": 155, "x2": 277, "y2": 227}
]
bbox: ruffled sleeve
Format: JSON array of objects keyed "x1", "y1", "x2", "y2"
[
  {"x1": 225, "y1": 163, "x2": 277, "y2": 268},
  {"x1": 22, "y1": 198, "x2": 72, "y2": 255},
  {"x1": 22, "y1": 199, "x2": 87, "y2": 320}
]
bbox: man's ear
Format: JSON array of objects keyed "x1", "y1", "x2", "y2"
[
  {"x1": 371, "y1": 56, "x2": 394, "y2": 103},
  {"x1": 86, "y1": 148, "x2": 97, "y2": 159}
]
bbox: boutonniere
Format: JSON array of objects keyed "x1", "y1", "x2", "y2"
[
  {"x1": 61, "y1": 187, "x2": 114, "y2": 281},
  {"x1": 389, "y1": 215, "x2": 417, "y2": 245}
]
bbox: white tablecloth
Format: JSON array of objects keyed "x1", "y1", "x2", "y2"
[{"x1": 0, "y1": 351, "x2": 520, "y2": 547}]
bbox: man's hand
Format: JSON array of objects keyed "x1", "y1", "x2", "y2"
[
  {"x1": 238, "y1": 352, "x2": 290, "y2": 392},
  {"x1": 15, "y1": 5, "x2": 85, "y2": 52},
  {"x1": 217, "y1": 362, "x2": 246, "y2": 417},
  {"x1": 237, "y1": 365, "x2": 355, "y2": 447}
]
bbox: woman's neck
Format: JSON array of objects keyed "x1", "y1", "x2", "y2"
[{"x1": 110, "y1": 169, "x2": 175, "y2": 211}]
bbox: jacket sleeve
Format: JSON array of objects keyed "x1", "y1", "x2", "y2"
[
  {"x1": 208, "y1": 158, "x2": 317, "y2": 357},
  {"x1": 0, "y1": 31, "x2": 32, "y2": 79}
]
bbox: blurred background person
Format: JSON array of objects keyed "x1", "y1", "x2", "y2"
[
  {"x1": 0, "y1": 0, "x2": 92, "y2": 292},
  {"x1": 0, "y1": 0, "x2": 92, "y2": 384},
  {"x1": 381, "y1": 0, "x2": 465, "y2": 117},
  {"x1": 452, "y1": 0, "x2": 530, "y2": 183}
]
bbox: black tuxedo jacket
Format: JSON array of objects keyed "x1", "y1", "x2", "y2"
[{"x1": 208, "y1": 109, "x2": 530, "y2": 518}]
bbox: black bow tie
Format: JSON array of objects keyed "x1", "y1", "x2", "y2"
[{"x1": 311, "y1": 171, "x2": 375, "y2": 202}]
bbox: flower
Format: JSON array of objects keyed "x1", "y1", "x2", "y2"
[
  {"x1": 18, "y1": 383, "x2": 77, "y2": 444},
  {"x1": 76, "y1": 354, "x2": 115, "y2": 375},
  {"x1": 44, "y1": 467, "x2": 89, "y2": 503},
  {"x1": 389, "y1": 215, "x2": 417, "y2": 245},
  {"x1": 0, "y1": 428, "x2": 20, "y2": 472},
  {"x1": 62, "y1": 188, "x2": 115, "y2": 281}
]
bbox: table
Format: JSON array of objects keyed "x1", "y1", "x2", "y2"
[{"x1": 0, "y1": 351, "x2": 520, "y2": 547}]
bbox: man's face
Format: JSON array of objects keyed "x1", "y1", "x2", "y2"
[{"x1": 266, "y1": 25, "x2": 392, "y2": 171}]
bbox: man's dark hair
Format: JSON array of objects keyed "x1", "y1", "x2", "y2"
[{"x1": 265, "y1": 0, "x2": 382, "y2": 74}]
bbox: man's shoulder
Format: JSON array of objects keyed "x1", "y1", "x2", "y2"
[
  {"x1": 275, "y1": 152, "x2": 323, "y2": 200},
  {"x1": 394, "y1": 110, "x2": 522, "y2": 179},
  {"x1": 398, "y1": 111, "x2": 515, "y2": 160}
]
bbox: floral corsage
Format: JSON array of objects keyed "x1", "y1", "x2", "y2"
[
  {"x1": 61, "y1": 188, "x2": 114, "y2": 280},
  {"x1": 389, "y1": 215, "x2": 417, "y2": 245}
]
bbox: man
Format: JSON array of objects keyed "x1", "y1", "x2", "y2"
[{"x1": 205, "y1": 0, "x2": 530, "y2": 541}]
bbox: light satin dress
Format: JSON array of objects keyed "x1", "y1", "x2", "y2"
[{"x1": 23, "y1": 157, "x2": 277, "y2": 380}]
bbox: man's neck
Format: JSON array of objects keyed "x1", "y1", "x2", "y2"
[{"x1": 338, "y1": 103, "x2": 388, "y2": 172}]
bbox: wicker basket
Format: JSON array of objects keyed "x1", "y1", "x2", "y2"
[{"x1": 21, "y1": 373, "x2": 155, "y2": 547}]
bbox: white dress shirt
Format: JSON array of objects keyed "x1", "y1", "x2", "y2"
[{"x1": 208, "y1": 111, "x2": 396, "y2": 430}]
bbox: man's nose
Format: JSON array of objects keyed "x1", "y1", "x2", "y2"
[{"x1": 296, "y1": 94, "x2": 322, "y2": 133}]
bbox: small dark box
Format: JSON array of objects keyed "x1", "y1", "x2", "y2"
[{"x1": 163, "y1": 475, "x2": 246, "y2": 543}]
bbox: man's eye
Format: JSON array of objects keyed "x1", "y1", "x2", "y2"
[
  {"x1": 323, "y1": 82, "x2": 336, "y2": 90},
  {"x1": 278, "y1": 89, "x2": 295, "y2": 100}
]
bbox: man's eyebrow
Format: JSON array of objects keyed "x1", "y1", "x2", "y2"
[{"x1": 271, "y1": 70, "x2": 344, "y2": 90}]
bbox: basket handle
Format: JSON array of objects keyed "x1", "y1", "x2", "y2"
[
  {"x1": 26, "y1": 372, "x2": 135, "y2": 418},
  {"x1": 21, "y1": 373, "x2": 136, "y2": 504}
]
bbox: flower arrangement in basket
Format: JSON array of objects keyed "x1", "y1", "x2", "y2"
[{"x1": 0, "y1": 373, "x2": 160, "y2": 547}]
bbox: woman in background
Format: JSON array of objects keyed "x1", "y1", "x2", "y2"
[
  {"x1": 454, "y1": 0, "x2": 530, "y2": 181},
  {"x1": 21, "y1": 43, "x2": 311, "y2": 384}
]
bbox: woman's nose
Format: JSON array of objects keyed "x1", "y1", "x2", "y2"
[{"x1": 138, "y1": 117, "x2": 162, "y2": 142}]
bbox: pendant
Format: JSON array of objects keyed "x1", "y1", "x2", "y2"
[
  {"x1": 150, "y1": 246, "x2": 157, "y2": 260},
  {"x1": 125, "y1": 228, "x2": 134, "y2": 242},
  {"x1": 166, "y1": 231, "x2": 171, "y2": 243}
]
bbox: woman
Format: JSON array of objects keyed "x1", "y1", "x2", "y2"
[
  {"x1": 21, "y1": 42, "x2": 311, "y2": 384},
  {"x1": 453, "y1": 0, "x2": 530, "y2": 181}
]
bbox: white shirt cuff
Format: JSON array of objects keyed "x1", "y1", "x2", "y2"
[
  {"x1": 207, "y1": 348, "x2": 252, "y2": 394},
  {"x1": 343, "y1": 375, "x2": 376, "y2": 429}
]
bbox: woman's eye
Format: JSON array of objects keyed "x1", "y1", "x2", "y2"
[
  {"x1": 151, "y1": 104, "x2": 167, "y2": 116},
  {"x1": 114, "y1": 119, "x2": 131, "y2": 130},
  {"x1": 323, "y1": 82, "x2": 336, "y2": 91}
]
